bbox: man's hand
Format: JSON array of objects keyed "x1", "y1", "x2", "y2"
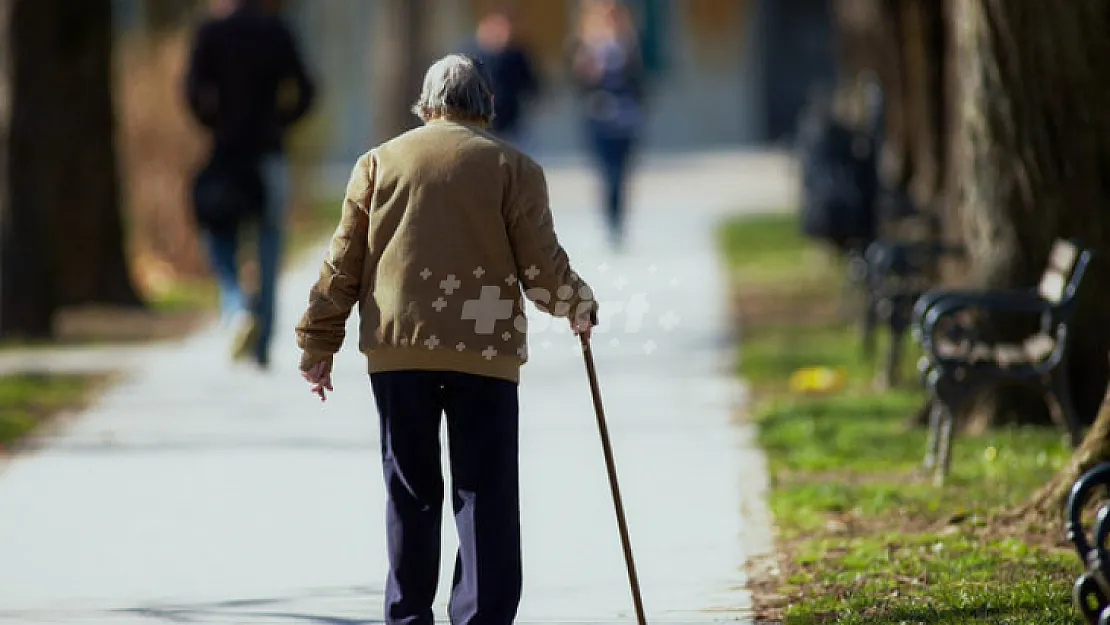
[
  {"x1": 570, "y1": 314, "x2": 594, "y2": 340},
  {"x1": 302, "y1": 360, "x2": 333, "y2": 402}
]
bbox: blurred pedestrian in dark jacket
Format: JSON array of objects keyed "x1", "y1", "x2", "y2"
[
  {"x1": 464, "y1": 8, "x2": 540, "y2": 146},
  {"x1": 569, "y1": 0, "x2": 646, "y2": 251},
  {"x1": 185, "y1": 0, "x2": 315, "y2": 369}
]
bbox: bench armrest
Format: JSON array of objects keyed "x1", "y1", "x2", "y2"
[
  {"x1": 923, "y1": 291, "x2": 1051, "y2": 323},
  {"x1": 1067, "y1": 464, "x2": 1110, "y2": 562},
  {"x1": 912, "y1": 288, "x2": 1038, "y2": 326},
  {"x1": 917, "y1": 294, "x2": 1058, "y2": 365}
]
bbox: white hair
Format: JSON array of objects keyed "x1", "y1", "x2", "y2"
[{"x1": 411, "y1": 54, "x2": 496, "y2": 125}]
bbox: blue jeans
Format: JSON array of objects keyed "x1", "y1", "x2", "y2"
[
  {"x1": 589, "y1": 131, "x2": 635, "y2": 242},
  {"x1": 204, "y1": 154, "x2": 288, "y2": 365}
]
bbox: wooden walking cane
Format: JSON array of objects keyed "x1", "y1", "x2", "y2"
[{"x1": 579, "y1": 333, "x2": 648, "y2": 625}]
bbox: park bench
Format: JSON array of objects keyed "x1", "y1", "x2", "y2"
[
  {"x1": 911, "y1": 238, "x2": 1092, "y2": 485},
  {"x1": 1067, "y1": 463, "x2": 1110, "y2": 624},
  {"x1": 840, "y1": 187, "x2": 917, "y2": 331},
  {"x1": 861, "y1": 238, "x2": 964, "y2": 387},
  {"x1": 858, "y1": 195, "x2": 964, "y2": 388}
]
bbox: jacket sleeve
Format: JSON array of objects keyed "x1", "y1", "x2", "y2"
[
  {"x1": 505, "y1": 159, "x2": 597, "y2": 321},
  {"x1": 295, "y1": 153, "x2": 375, "y2": 370},
  {"x1": 184, "y1": 23, "x2": 219, "y2": 128}
]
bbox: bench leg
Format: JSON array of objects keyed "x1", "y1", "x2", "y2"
[
  {"x1": 880, "y1": 324, "x2": 905, "y2": 390},
  {"x1": 840, "y1": 253, "x2": 865, "y2": 320},
  {"x1": 861, "y1": 296, "x2": 878, "y2": 359},
  {"x1": 935, "y1": 404, "x2": 956, "y2": 487},
  {"x1": 1076, "y1": 571, "x2": 1107, "y2": 624},
  {"x1": 1096, "y1": 569, "x2": 1110, "y2": 618},
  {"x1": 923, "y1": 398, "x2": 944, "y2": 471},
  {"x1": 926, "y1": 373, "x2": 965, "y2": 487}
]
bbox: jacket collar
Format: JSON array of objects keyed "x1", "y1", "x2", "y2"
[{"x1": 425, "y1": 117, "x2": 489, "y2": 131}]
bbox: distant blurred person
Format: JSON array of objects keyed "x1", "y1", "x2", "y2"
[
  {"x1": 569, "y1": 0, "x2": 646, "y2": 250},
  {"x1": 185, "y1": 0, "x2": 315, "y2": 369},
  {"x1": 464, "y1": 7, "x2": 540, "y2": 146}
]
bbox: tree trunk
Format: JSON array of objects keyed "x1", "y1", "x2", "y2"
[
  {"x1": 898, "y1": 0, "x2": 949, "y2": 211},
  {"x1": 2, "y1": 0, "x2": 144, "y2": 338},
  {"x1": 838, "y1": 0, "x2": 1110, "y2": 430},
  {"x1": 36, "y1": 0, "x2": 143, "y2": 308},
  {"x1": 142, "y1": 0, "x2": 201, "y2": 32},
  {"x1": 831, "y1": 0, "x2": 950, "y2": 203},
  {"x1": 834, "y1": 0, "x2": 954, "y2": 418},
  {"x1": 0, "y1": 0, "x2": 57, "y2": 337},
  {"x1": 1025, "y1": 381, "x2": 1110, "y2": 521},
  {"x1": 950, "y1": 0, "x2": 1110, "y2": 427}
]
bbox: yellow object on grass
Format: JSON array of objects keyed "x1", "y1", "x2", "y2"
[{"x1": 788, "y1": 366, "x2": 847, "y2": 395}]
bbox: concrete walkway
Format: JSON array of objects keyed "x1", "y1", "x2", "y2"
[{"x1": 0, "y1": 151, "x2": 790, "y2": 624}]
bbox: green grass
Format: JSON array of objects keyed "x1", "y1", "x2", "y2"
[
  {"x1": 718, "y1": 211, "x2": 805, "y2": 270},
  {"x1": 741, "y1": 322, "x2": 875, "y2": 389},
  {"x1": 759, "y1": 390, "x2": 1077, "y2": 623},
  {"x1": 761, "y1": 393, "x2": 1069, "y2": 490},
  {"x1": 0, "y1": 374, "x2": 104, "y2": 447},
  {"x1": 147, "y1": 278, "x2": 218, "y2": 313},
  {"x1": 286, "y1": 195, "x2": 343, "y2": 264},
  {"x1": 718, "y1": 211, "x2": 837, "y2": 287},
  {"x1": 783, "y1": 533, "x2": 1077, "y2": 624},
  {"x1": 719, "y1": 212, "x2": 1081, "y2": 624}
]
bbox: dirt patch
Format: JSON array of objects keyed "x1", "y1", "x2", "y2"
[{"x1": 53, "y1": 305, "x2": 212, "y2": 343}]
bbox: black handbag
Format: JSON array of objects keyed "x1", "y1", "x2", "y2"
[{"x1": 191, "y1": 150, "x2": 266, "y2": 234}]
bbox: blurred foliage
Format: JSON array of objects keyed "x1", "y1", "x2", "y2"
[
  {"x1": 141, "y1": 0, "x2": 203, "y2": 32},
  {"x1": 117, "y1": 28, "x2": 209, "y2": 294},
  {"x1": 0, "y1": 374, "x2": 106, "y2": 447},
  {"x1": 717, "y1": 211, "x2": 840, "y2": 288}
]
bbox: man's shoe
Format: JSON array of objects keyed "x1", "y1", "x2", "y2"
[
  {"x1": 230, "y1": 313, "x2": 261, "y2": 362},
  {"x1": 609, "y1": 229, "x2": 626, "y2": 253}
]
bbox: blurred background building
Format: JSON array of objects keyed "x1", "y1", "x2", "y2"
[{"x1": 114, "y1": 0, "x2": 836, "y2": 167}]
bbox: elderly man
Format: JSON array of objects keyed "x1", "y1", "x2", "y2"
[{"x1": 296, "y1": 55, "x2": 597, "y2": 625}]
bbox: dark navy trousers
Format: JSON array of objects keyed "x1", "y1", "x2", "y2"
[
  {"x1": 588, "y1": 131, "x2": 635, "y2": 245},
  {"x1": 370, "y1": 370, "x2": 522, "y2": 625}
]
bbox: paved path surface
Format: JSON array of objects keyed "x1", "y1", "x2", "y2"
[{"x1": 0, "y1": 151, "x2": 790, "y2": 624}]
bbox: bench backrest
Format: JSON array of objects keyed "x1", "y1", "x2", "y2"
[{"x1": 1039, "y1": 240, "x2": 1081, "y2": 304}]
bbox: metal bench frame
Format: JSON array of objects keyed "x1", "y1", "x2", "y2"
[
  {"x1": 1067, "y1": 464, "x2": 1110, "y2": 624},
  {"x1": 861, "y1": 238, "x2": 963, "y2": 388},
  {"x1": 911, "y1": 239, "x2": 1092, "y2": 485}
]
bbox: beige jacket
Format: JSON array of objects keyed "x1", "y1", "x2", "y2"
[{"x1": 295, "y1": 118, "x2": 596, "y2": 382}]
